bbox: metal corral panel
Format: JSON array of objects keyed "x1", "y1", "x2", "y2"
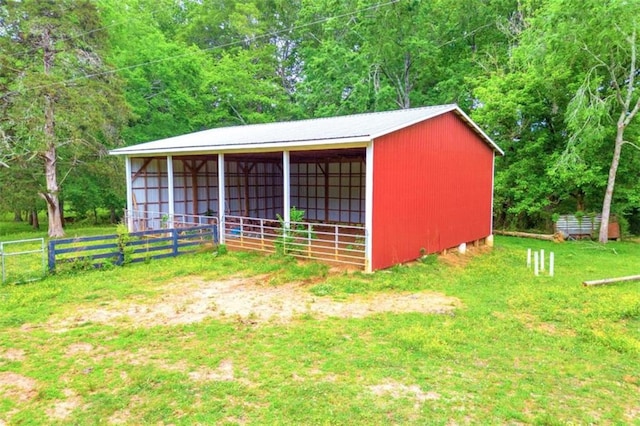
[
  {"x1": 371, "y1": 112, "x2": 495, "y2": 270},
  {"x1": 555, "y1": 214, "x2": 602, "y2": 238}
]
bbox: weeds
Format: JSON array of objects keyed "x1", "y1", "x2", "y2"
[{"x1": 274, "y1": 207, "x2": 314, "y2": 256}]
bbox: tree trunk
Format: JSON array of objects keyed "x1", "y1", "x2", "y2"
[
  {"x1": 40, "y1": 146, "x2": 64, "y2": 237},
  {"x1": 59, "y1": 198, "x2": 65, "y2": 227},
  {"x1": 41, "y1": 27, "x2": 64, "y2": 238},
  {"x1": 598, "y1": 122, "x2": 625, "y2": 243},
  {"x1": 30, "y1": 209, "x2": 39, "y2": 230},
  {"x1": 110, "y1": 207, "x2": 117, "y2": 224},
  {"x1": 13, "y1": 210, "x2": 22, "y2": 222}
]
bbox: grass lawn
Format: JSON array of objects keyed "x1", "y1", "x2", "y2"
[{"x1": 0, "y1": 235, "x2": 639, "y2": 424}]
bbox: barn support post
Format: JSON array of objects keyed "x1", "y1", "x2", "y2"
[
  {"x1": 125, "y1": 156, "x2": 134, "y2": 232},
  {"x1": 190, "y1": 161, "x2": 201, "y2": 218},
  {"x1": 167, "y1": 155, "x2": 175, "y2": 224},
  {"x1": 218, "y1": 153, "x2": 226, "y2": 244},
  {"x1": 364, "y1": 142, "x2": 374, "y2": 273},
  {"x1": 283, "y1": 150, "x2": 291, "y2": 224}
]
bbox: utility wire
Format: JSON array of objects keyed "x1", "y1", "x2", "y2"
[
  {"x1": 7, "y1": 18, "x2": 128, "y2": 61},
  {"x1": 4, "y1": 0, "x2": 402, "y2": 95}
]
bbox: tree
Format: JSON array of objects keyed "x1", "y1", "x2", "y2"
[
  {"x1": 473, "y1": 0, "x2": 640, "y2": 234},
  {"x1": 526, "y1": 0, "x2": 640, "y2": 241},
  {"x1": 178, "y1": 0, "x2": 301, "y2": 124},
  {"x1": 296, "y1": 0, "x2": 517, "y2": 116},
  {"x1": 0, "y1": 0, "x2": 128, "y2": 236},
  {"x1": 98, "y1": 0, "x2": 219, "y2": 143}
]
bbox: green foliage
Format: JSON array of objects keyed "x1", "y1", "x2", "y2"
[
  {"x1": 116, "y1": 223, "x2": 133, "y2": 265},
  {"x1": 67, "y1": 256, "x2": 95, "y2": 273},
  {"x1": 3, "y1": 0, "x2": 640, "y2": 237},
  {"x1": 0, "y1": 0, "x2": 130, "y2": 236},
  {"x1": 473, "y1": 0, "x2": 640, "y2": 232},
  {"x1": 274, "y1": 207, "x2": 314, "y2": 256}
]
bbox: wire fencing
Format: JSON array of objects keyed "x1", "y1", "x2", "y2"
[{"x1": 0, "y1": 238, "x2": 46, "y2": 284}]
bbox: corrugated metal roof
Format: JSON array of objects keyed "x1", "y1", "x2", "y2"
[{"x1": 110, "y1": 104, "x2": 503, "y2": 156}]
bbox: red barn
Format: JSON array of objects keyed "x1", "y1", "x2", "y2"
[{"x1": 111, "y1": 104, "x2": 503, "y2": 271}]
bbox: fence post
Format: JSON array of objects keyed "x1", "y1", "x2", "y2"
[
  {"x1": 307, "y1": 223, "x2": 312, "y2": 258},
  {"x1": 172, "y1": 228, "x2": 179, "y2": 256},
  {"x1": 212, "y1": 224, "x2": 219, "y2": 244},
  {"x1": 48, "y1": 240, "x2": 56, "y2": 272},
  {"x1": 260, "y1": 219, "x2": 264, "y2": 250}
]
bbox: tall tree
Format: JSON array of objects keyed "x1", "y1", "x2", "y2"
[
  {"x1": 97, "y1": 0, "x2": 218, "y2": 143},
  {"x1": 0, "y1": 0, "x2": 128, "y2": 236},
  {"x1": 296, "y1": 0, "x2": 516, "y2": 116},
  {"x1": 178, "y1": 0, "x2": 301, "y2": 125},
  {"x1": 473, "y1": 0, "x2": 640, "y2": 234},
  {"x1": 552, "y1": 0, "x2": 640, "y2": 242},
  {"x1": 520, "y1": 0, "x2": 640, "y2": 240}
]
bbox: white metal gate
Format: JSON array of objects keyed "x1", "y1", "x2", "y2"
[{"x1": 0, "y1": 238, "x2": 46, "y2": 284}]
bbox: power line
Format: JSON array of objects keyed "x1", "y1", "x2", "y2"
[
  {"x1": 7, "y1": 18, "x2": 128, "y2": 61},
  {"x1": 5, "y1": 0, "x2": 402, "y2": 95}
]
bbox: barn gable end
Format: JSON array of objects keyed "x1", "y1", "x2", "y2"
[{"x1": 371, "y1": 111, "x2": 495, "y2": 270}]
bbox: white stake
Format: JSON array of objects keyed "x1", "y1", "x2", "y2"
[
  {"x1": 534, "y1": 251, "x2": 539, "y2": 276},
  {"x1": 549, "y1": 252, "x2": 554, "y2": 277},
  {"x1": 527, "y1": 248, "x2": 531, "y2": 268},
  {"x1": 540, "y1": 249, "x2": 545, "y2": 272}
]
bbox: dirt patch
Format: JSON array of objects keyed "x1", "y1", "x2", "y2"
[
  {"x1": 369, "y1": 380, "x2": 440, "y2": 409},
  {"x1": 188, "y1": 359, "x2": 234, "y2": 382},
  {"x1": 0, "y1": 348, "x2": 26, "y2": 362},
  {"x1": 439, "y1": 244, "x2": 492, "y2": 268},
  {"x1": 107, "y1": 395, "x2": 143, "y2": 425},
  {"x1": 64, "y1": 343, "x2": 96, "y2": 357},
  {"x1": 48, "y1": 275, "x2": 460, "y2": 329},
  {"x1": 46, "y1": 388, "x2": 82, "y2": 421},
  {"x1": 0, "y1": 372, "x2": 38, "y2": 402}
]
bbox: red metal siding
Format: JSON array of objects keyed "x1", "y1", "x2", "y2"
[{"x1": 371, "y1": 112, "x2": 495, "y2": 270}]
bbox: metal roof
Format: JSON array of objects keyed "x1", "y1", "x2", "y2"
[{"x1": 110, "y1": 104, "x2": 503, "y2": 156}]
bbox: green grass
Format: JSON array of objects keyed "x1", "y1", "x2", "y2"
[
  {"x1": 1, "y1": 235, "x2": 639, "y2": 424},
  {"x1": 0, "y1": 219, "x2": 117, "y2": 242}
]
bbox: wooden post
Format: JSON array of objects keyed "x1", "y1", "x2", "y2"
[
  {"x1": 48, "y1": 240, "x2": 56, "y2": 272},
  {"x1": 172, "y1": 228, "x2": 179, "y2": 257},
  {"x1": 583, "y1": 275, "x2": 640, "y2": 286}
]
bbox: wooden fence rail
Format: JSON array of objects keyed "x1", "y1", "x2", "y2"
[{"x1": 48, "y1": 225, "x2": 218, "y2": 273}]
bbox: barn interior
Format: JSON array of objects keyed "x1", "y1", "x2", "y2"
[{"x1": 127, "y1": 147, "x2": 367, "y2": 267}]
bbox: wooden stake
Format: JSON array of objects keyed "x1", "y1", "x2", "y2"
[{"x1": 583, "y1": 275, "x2": 640, "y2": 287}]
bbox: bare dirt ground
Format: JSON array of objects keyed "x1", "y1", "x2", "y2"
[{"x1": 45, "y1": 274, "x2": 460, "y2": 330}]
